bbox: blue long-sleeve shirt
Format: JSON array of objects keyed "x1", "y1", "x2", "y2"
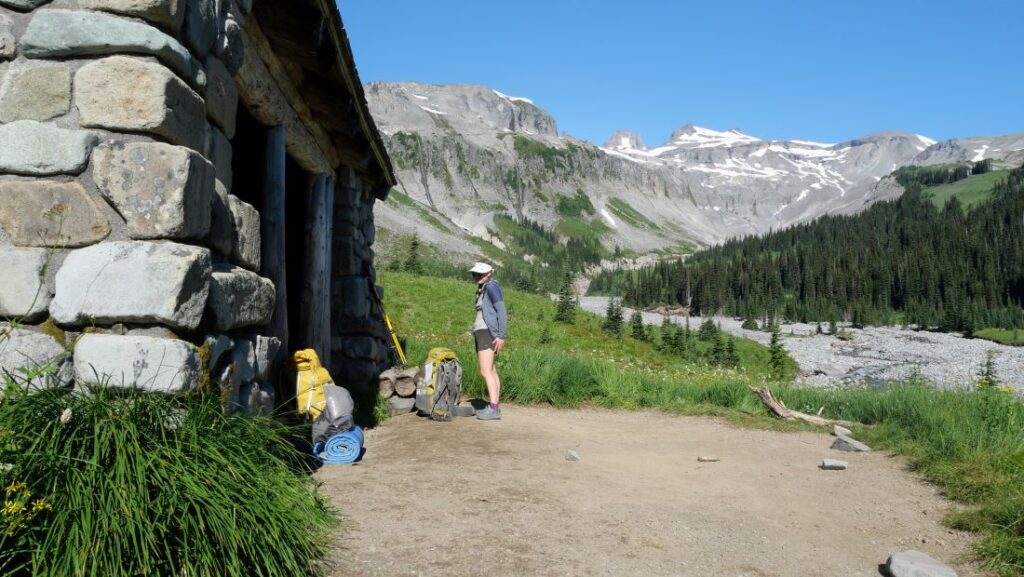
[{"x1": 479, "y1": 280, "x2": 507, "y2": 339}]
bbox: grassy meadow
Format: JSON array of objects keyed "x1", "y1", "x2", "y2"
[
  {"x1": 923, "y1": 169, "x2": 1010, "y2": 209},
  {"x1": 381, "y1": 270, "x2": 1024, "y2": 576}
]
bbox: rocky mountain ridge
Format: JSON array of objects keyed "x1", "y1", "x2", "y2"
[{"x1": 366, "y1": 81, "x2": 1024, "y2": 262}]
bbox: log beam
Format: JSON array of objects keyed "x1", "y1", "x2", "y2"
[{"x1": 303, "y1": 173, "x2": 334, "y2": 367}]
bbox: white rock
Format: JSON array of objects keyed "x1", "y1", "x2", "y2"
[
  {"x1": 566, "y1": 449, "x2": 580, "y2": 462},
  {"x1": 75, "y1": 56, "x2": 207, "y2": 152},
  {"x1": 831, "y1": 435, "x2": 871, "y2": 453},
  {"x1": 820, "y1": 459, "x2": 848, "y2": 470},
  {"x1": 0, "y1": 247, "x2": 51, "y2": 321},
  {"x1": 228, "y1": 195, "x2": 261, "y2": 271},
  {"x1": 73, "y1": 334, "x2": 200, "y2": 393},
  {"x1": 886, "y1": 550, "x2": 958, "y2": 577},
  {"x1": 205, "y1": 264, "x2": 275, "y2": 331},
  {"x1": 0, "y1": 120, "x2": 97, "y2": 175},
  {"x1": 22, "y1": 9, "x2": 204, "y2": 90},
  {"x1": 0, "y1": 325, "x2": 71, "y2": 390},
  {"x1": 78, "y1": 0, "x2": 186, "y2": 31},
  {"x1": 92, "y1": 141, "x2": 215, "y2": 241},
  {"x1": 51, "y1": 241, "x2": 211, "y2": 330},
  {"x1": 833, "y1": 424, "x2": 852, "y2": 437}
]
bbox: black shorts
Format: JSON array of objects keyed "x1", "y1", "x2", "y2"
[{"x1": 474, "y1": 329, "x2": 495, "y2": 352}]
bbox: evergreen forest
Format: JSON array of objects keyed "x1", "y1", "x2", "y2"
[{"x1": 590, "y1": 162, "x2": 1024, "y2": 332}]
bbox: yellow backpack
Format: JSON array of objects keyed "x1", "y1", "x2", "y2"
[
  {"x1": 414, "y1": 347, "x2": 462, "y2": 421},
  {"x1": 291, "y1": 349, "x2": 331, "y2": 420}
]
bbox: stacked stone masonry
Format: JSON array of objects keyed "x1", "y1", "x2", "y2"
[{"x1": 0, "y1": 0, "x2": 391, "y2": 411}]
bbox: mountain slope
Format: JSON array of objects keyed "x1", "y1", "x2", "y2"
[{"x1": 366, "y1": 81, "x2": 1024, "y2": 261}]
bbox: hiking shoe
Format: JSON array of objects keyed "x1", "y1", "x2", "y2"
[{"x1": 476, "y1": 406, "x2": 501, "y2": 420}]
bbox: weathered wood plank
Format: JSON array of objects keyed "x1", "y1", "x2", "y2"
[
  {"x1": 261, "y1": 125, "x2": 289, "y2": 367},
  {"x1": 303, "y1": 173, "x2": 334, "y2": 367}
]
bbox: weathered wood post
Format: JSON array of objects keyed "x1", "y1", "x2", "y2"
[
  {"x1": 261, "y1": 125, "x2": 289, "y2": 371},
  {"x1": 303, "y1": 173, "x2": 334, "y2": 367}
]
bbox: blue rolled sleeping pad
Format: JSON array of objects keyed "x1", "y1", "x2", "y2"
[{"x1": 313, "y1": 426, "x2": 364, "y2": 464}]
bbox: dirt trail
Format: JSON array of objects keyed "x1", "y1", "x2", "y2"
[{"x1": 317, "y1": 406, "x2": 980, "y2": 577}]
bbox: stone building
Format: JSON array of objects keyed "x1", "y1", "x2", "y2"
[{"x1": 0, "y1": 0, "x2": 394, "y2": 408}]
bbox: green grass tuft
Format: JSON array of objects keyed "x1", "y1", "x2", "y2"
[{"x1": 0, "y1": 385, "x2": 335, "y2": 577}]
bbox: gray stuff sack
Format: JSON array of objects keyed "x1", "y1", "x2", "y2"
[{"x1": 311, "y1": 384, "x2": 354, "y2": 444}]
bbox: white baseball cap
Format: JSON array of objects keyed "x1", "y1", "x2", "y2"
[{"x1": 468, "y1": 262, "x2": 494, "y2": 274}]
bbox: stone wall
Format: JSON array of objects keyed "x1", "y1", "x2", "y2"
[{"x1": 0, "y1": 0, "x2": 389, "y2": 410}]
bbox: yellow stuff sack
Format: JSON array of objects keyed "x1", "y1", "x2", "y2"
[{"x1": 291, "y1": 349, "x2": 332, "y2": 420}]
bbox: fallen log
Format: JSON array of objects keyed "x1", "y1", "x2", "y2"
[
  {"x1": 393, "y1": 366, "x2": 421, "y2": 398},
  {"x1": 750, "y1": 386, "x2": 860, "y2": 429},
  {"x1": 378, "y1": 367, "x2": 398, "y2": 398}
]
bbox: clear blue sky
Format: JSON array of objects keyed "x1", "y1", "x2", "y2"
[{"x1": 340, "y1": 0, "x2": 1024, "y2": 146}]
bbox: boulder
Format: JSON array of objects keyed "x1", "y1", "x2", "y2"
[
  {"x1": 206, "y1": 180, "x2": 233, "y2": 255},
  {"x1": 21, "y1": 9, "x2": 205, "y2": 91},
  {"x1": 820, "y1": 459, "x2": 848, "y2": 470},
  {"x1": 833, "y1": 424, "x2": 852, "y2": 437},
  {"x1": 203, "y1": 56, "x2": 237, "y2": 138},
  {"x1": 92, "y1": 141, "x2": 215, "y2": 240},
  {"x1": 885, "y1": 550, "x2": 958, "y2": 577},
  {"x1": 202, "y1": 333, "x2": 233, "y2": 371},
  {"x1": 0, "y1": 247, "x2": 51, "y2": 320},
  {"x1": 0, "y1": 181, "x2": 110, "y2": 247},
  {"x1": 0, "y1": 14, "x2": 14, "y2": 61},
  {"x1": 73, "y1": 334, "x2": 200, "y2": 393},
  {"x1": 78, "y1": 0, "x2": 186, "y2": 32},
  {"x1": 235, "y1": 381, "x2": 274, "y2": 416},
  {"x1": 207, "y1": 125, "x2": 233, "y2": 191},
  {"x1": 0, "y1": 0, "x2": 51, "y2": 9},
  {"x1": 75, "y1": 56, "x2": 207, "y2": 152},
  {"x1": 334, "y1": 275, "x2": 370, "y2": 319},
  {"x1": 180, "y1": 0, "x2": 219, "y2": 59},
  {"x1": 387, "y1": 395, "x2": 415, "y2": 416},
  {"x1": 51, "y1": 241, "x2": 211, "y2": 330},
  {"x1": 0, "y1": 63, "x2": 70, "y2": 122},
  {"x1": 831, "y1": 435, "x2": 871, "y2": 453},
  {"x1": 228, "y1": 194, "x2": 260, "y2": 270},
  {"x1": 0, "y1": 121, "x2": 97, "y2": 175},
  {"x1": 213, "y1": 14, "x2": 243, "y2": 74},
  {"x1": 205, "y1": 264, "x2": 275, "y2": 331},
  {"x1": 230, "y1": 337, "x2": 255, "y2": 383},
  {"x1": 252, "y1": 334, "x2": 280, "y2": 381},
  {"x1": 0, "y1": 324, "x2": 71, "y2": 390}
]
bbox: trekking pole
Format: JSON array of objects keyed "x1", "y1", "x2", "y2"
[{"x1": 370, "y1": 285, "x2": 408, "y2": 367}]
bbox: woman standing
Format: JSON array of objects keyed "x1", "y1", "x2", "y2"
[{"x1": 469, "y1": 262, "x2": 506, "y2": 420}]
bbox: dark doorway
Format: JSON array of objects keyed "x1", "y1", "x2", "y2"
[
  {"x1": 230, "y1": 106, "x2": 264, "y2": 213},
  {"x1": 284, "y1": 155, "x2": 312, "y2": 354}
]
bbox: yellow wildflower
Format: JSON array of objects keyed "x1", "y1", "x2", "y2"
[
  {"x1": 31, "y1": 498, "x2": 51, "y2": 512},
  {"x1": 4, "y1": 481, "x2": 26, "y2": 495},
  {"x1": 2, "y1": 499, "x2": 25, "y2": 516}
]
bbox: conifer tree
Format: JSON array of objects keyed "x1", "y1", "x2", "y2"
[
  {"x1": 630, "y1": 311, "x2": 647, "y2": 341},
  {"x1": 554, "y1": 273, "x2": 576, "y2": 324},
  {"x1": 768, "y1": 324, "x2": 787, "y2": 380},
  {"x1": 710, "y1": 332, "x2": 726, "y2": 366},
  {"x1": 602, "y1": 298, "x2": 624, "y2": 339},
  {"x1": 725, "y1": 335, "x2": 740, "y2": 367},
  {"x1": 403, "y1": 234, "x2": 424, "y2": 274}
]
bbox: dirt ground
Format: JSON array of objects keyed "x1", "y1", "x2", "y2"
[{"x1": 317, "y1": 406, "x2": 981, "y2": 577}]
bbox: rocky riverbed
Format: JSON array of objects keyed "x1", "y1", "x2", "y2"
[{"x1": 578, "y1": 297, "x2": 1024, "y2": 393}]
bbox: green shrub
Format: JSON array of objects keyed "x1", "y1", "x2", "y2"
[{"x1": 0, "y1": 385, "x2": 335, "y2": 577}]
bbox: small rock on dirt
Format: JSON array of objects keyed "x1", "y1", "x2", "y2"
[
  {"x1": 831, "y1": 435, "x2": 871, "y2": 452},
  {"x1": 565, "y1": 449, "x2": 580, "y2": 462},
  {"x1": 820, "y1": 459, "x2": 848, "y2": 470},
  {"x1": 697, "y1": 456, "x2": 720, "y2": 462},
  {"x1": 885, "y1": 549, "x2": 958, "y2": 577},
  {"x1": 833, "y1": 424, "x2": 852, "y2": 437}
]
